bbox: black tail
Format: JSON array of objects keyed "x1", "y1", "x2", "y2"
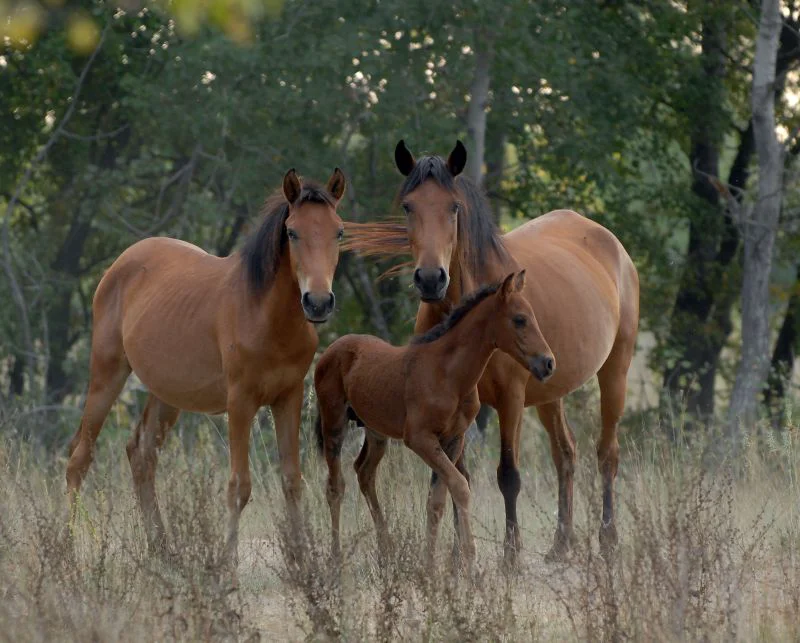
[{"x1": 314, "y1": 404, "x2": 324, "y2": 454}]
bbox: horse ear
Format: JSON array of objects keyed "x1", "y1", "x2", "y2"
[
  {"x1": 514, "y1": 270, "x2": 526, "y2": 292},
  {"x1": 395, "y1": 140, "x2": 416, "y2": 176},
  {"x1": 326, "y1": 167, "x2": 346, "y2": 203},
  {"x1": 500, "y1": 272, "x2": 516, "y2": 299},
  {"x1": 283, "y1": 169, "x2": 301, "y2": 204},
  {"x1": 447, "y1": 140, "x2": 467, "y2": 177}
]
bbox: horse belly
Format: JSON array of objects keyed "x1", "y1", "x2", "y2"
[{"x1": 122, "y1": 310, "x2": 227, "y2": 413}]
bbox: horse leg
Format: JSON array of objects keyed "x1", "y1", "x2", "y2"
[
  {"x1": 494, "y1": 384, "x2": 526, "y2": 566},
  {"x1": 596, "y1": 339, "x2": 634, "y2": 559},
  {"x1": 223, "y1": 392, "x2": 257, "y2": 574},
  {"x1": 354, "y1": 431, "x2": 389, "y2": 553},
  {"x1": 272, "y1": 385, "x2": 305, "y2": 534},
  {"x1": 126, "y1": 394, "x2": 180, "y2": 556},
  {"x1": 406, "y1": 431, "x2": 473, "y2": 573},
  {"x1": 66, "y1": 338, "x2": 131, "y2": 509},
  {"x1": 449, "y1": 453, "x2": 471, "y2": 570},
  {"x1": 537, "y1": 399, "x2": 577, "y2": 562}
]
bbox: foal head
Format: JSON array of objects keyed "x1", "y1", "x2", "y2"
[
  {"x1": 491, "y1": 271, "x2": 555, "y2": 382},
  {"x1": 243, "y1": 168, "x2": 346, "y2": 323},
  {"x1": 394, "y1": 139, "x2": 504, "y2": 302}
]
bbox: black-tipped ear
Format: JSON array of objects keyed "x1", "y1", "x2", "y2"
[
  {"x1": 395, "y1": 139, "x2": 416, "y2": 176},
  {"x1": 500, "y1": 272, "x2": 515, "y2": 299},
  {"x1": 282, "y1": 169, "x2": 302, "y2": 204},
  {"x1": 326, "y1": 167, "x2": 346, "y2": 202},
  {"x1": 514, "y1": 270, "x2": 526, "y2": 292},
  {"x1": 447, "y1": 140, "x2": 467, "y2": 176}
]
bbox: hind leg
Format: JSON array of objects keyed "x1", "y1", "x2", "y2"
[
  {"x1": 66, "y1": 337, "x2": 131, "y2": 504},
  {"x1": 126, "y1": 394, "x2": 180, "y2": 555},
  {"x1": 449, "y1": 455, "x2": 471, "y2": 570},
  {"x1": 319, "y1": 401, "x2": 348, "y2": 559},
  {"x1": 354, "y1": 431, "x2": 389, "y2": 552},
  {"x1": 596, "y1": 340, "x2": 635, "y2": 559},
  {"x1": 537, "y1": 399, "x2": 577, "y2": 562}
]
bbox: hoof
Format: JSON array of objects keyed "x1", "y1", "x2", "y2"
[
  {"x1": 544, "y1": 527, "x2": 575, "y2": 564},
  {"x1": 599, "y1": 522, "x2": 618, "y2": 560}
]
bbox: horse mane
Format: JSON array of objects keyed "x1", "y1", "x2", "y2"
[
  {"x1": 241, "y1": 182, "x2": 335, "y2": 294},
  {"x1": 411, "y1": 279, "x2": 502, "y2": 345},
  {"x1": 343, "y1": 153, "x2": 509, "y2": 280}
]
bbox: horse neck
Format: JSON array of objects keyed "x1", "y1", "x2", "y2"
[
  {"x1": 233, "y1": 251, "x2": 307, "y2": 342},
  {"x1": 430, "y1": 298, "x2": 499, "y2": 395},
  {"x1": 445, "y1": 221, "x2": 511, "y2": 309}
]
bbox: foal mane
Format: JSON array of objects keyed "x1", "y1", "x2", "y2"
[
  {"x1": 343, "y1": 153, "x2": 509, "y2": 280},
  {"x1": 411, "y1": 280, "x2": 502, "y2": 345},
  {"x1": 241, "y1": 182, "x2": 335, "y2": 294}
]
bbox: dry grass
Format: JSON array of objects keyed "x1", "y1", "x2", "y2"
[{"x1": 0, "y1": 398, "x2": 798, "y2": 642}]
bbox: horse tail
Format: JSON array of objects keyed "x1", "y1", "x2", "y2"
[{"x1": 314, "y1": 403, "x2": 324, "y2": 454}]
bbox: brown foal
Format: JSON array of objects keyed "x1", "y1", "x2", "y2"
[
  {"x1": 345, "y1": 140, "x2": 640, "y2": 564},
  {"x1": 314, "y1": 271, "x2": 554, "y2": 571},
  {"x1": 66, "y1": 168, "x2": 346, "y2": 567}
]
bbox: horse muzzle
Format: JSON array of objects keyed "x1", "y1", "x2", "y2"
[
  {"x1": 414, "y1": 267, "x2": 449, "y2": 302},
  {"x1": 529, "y1": 354, "x2": 555, "y2": 382},
  {"x1": 301, "y1": 291, "x2": 335, "y2": 323}
]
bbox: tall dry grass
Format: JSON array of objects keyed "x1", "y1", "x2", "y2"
[{"x1": 0, "y1": 394, "x2": 798, "y2": 641}]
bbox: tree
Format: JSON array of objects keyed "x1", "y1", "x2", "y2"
[{"x1": 727, "y1": 0, "x2": 785, "y2": 438}]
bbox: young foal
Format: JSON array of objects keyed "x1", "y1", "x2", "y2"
[
  {"x1": 66, "y1": 168, "x2": 346, "y2": 566},
  {"x1": 314, "y1": 272, "x2": 555, "y2": 570}
]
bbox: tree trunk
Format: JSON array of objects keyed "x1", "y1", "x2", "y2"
[
  {"x1": 727, "y1": 0, "x2": 784, "y2": 439},
  {"x1": 661, "y1": 14, "x2": 730, "y2": 426},
  {"x1": 763, "y1": 269, "x2": 799, "y2": 427},
  {"x1": 464, "y1": 30, "x2": 493, "y2": 187}
]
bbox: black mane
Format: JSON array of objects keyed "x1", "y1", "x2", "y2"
[
  {"x1": 398, "y1": 154, "x2": 509, "y2": 278},
  {"x1": 240, "y1": 182, "x2": 335, "y2": 293},
  {"x1": 411, "y1": 280, "x2": 502, "y2": 345}
]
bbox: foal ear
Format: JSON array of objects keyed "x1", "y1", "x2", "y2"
[
  {"x1": 326, "y1": 167, "x2": 347, "y2": 203},
  {"x1": 395, "y1": 139, "x2": 416, "y2": 176},
  {"x1": 513, "y1": 270, "x2": 526, "y2": 292},
  {"x1": 447, "y1": 140, "x2": 467, "y2": 177},
  {"x1": 283, "y1": 169, "x2": 302, "y2": 204},
  {"x1": 500, "y1": 272, "x2": 516, "y2": 299}
]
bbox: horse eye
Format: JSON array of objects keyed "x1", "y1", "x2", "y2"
[
  {"x1": 337, "y1": 229, "x2": 344, "y2": 241},
  {"x1": 452, "y1": 202, "x2": 461, "y2": 215},
  {"x1": 513, "y1": 315, "x2": 527, "y2": 329},
  {"x1": 287, "y1": 229, "x2": 299, "y2": 241},
  {"x1": 401, "y1": 202, "x2": 411, "y2": 215}
]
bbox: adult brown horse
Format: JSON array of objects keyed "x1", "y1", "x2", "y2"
[
  {"x1": 345, "y1": 141, "x2": 639, "y2": 564},
  {"x1": 315, "y1": 272, "x2": 554, "y2": 572},
  {"x1": 66, "y1": 168, "x2": 347, "y2": 567}
]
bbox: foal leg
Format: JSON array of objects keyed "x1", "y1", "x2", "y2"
[
  {"x1": 126, "y1": 394, "x2": 180, "y2": 556},
  {"x1": 596, "y1": 340, "x2": 634, "y2": 559},
  {"x1": 354, "y1": 431, "x2": 389, "y2": 553},
  {"x1": 449, "y1": 452, "x2": 472, "y2": 570},
  {"x1": 537, "y1": 399, "x2": 577, "y2": 562},
  {"x1": 406, "y1": 432, "x2": 474, "y2": 572},
  {"x1": 322, "y1": 411, "x2": 347, "y2": 560}
]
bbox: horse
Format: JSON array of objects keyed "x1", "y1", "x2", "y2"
[
  {"x1": 344, "y1": 141, "x2": 640, "y2": 564},
  {"x1": 314, "y1": 271, "x2": 555, "y2": 571},
  {"x1": 66, "y1": 167, "x2": 347, "y2": 568}
]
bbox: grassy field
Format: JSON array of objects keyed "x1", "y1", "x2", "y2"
[{"x1": 1, "y1": 393, "x2": 799, "y2": 642}]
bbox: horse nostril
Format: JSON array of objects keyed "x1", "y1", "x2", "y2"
[
  {"x1": 545, "y1": 358, "x2": 554, "y2": 374},
  {"x1": 301, "y1": 292, "x2": 312, "y2": 309},
  {"x1": 413, "y1": 269, "x2": 422, "y2": 285},
  {"x1": 327, "y1": 292, "x2": 336, "y2": 310},
  {"x1": 438, "y1": 268, "x2": 447, "y2": 285}
]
